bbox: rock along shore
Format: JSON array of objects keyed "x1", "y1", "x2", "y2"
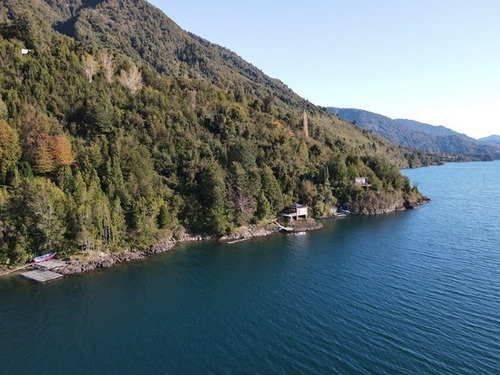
[
  {"x1": 3, "y1": 199, "x2": 428, "y2": 278},
  {"x1": 48, "y1": 219, "x2": 325, "y2": 276}
]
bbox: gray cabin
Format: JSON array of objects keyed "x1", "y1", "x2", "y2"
[{"x1": 280, "y1": 203, "x2": 308, "y2": 220}]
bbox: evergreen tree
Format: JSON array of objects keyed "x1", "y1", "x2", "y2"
[
  {"x1": 133, "y1": 196, "x2": 158, "y2": 245},
  {"x1": 256, "y1": 191, "x2": 272, "y2": 220},
  {"x1": 0, "y1": 120, "x2": 21, "y2": 174},
  {"x1": 24, "y1": 178, "x2": 67, "y2": 253},
  {"x1": 198, "y1": 160, "x2": 233, "y2": 235},
  {"x1": 261, "y1": 165, "x2": 284, "y2": 214}
]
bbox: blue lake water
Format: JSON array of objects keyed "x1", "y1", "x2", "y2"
[{"x1": 1, "y1": 161, "x2": 499, "y2": 374}]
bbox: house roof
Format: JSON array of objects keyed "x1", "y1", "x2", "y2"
[{"x1": 285, "y1": 203, "x2": 307, "y2": 209}]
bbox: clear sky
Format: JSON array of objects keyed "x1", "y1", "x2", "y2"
[{"x1": 147, "y1": 1, "x2": 499, "y2": 139}]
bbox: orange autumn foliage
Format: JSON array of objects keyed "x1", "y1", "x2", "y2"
[{"x1": 51, "y1": 134, "x2": 75, "y2": 166}]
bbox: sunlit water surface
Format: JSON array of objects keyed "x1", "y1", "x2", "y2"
[{"x1": 1, "y1": 161, "x2": 499, "y2": 374}]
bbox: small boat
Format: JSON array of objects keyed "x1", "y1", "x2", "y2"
[{"x1": 32, "y1": 252, "x2": 56, "y2": 263}]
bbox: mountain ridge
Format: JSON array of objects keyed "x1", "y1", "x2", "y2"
[
  {"x1": 478, "y1": 134, "x2": 500, "y2": 148},
  {"x1": 0, "y1": 0, "x2": 429, "y2": 267},
  {"x1": 329, "y1": 107, "x2": 500, "y2": 159},
  {"x1": 393, "y1": 118, "x2": 472, "y2": 139}
]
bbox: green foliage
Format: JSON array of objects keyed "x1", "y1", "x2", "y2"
[
  {"x1": 0, "y1": 0, "x2": 425, "y2": 266},
  {"x1": 0, "y1": 119, "x2": 21, "y2": 173}
]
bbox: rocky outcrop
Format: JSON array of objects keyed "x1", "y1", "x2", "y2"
[
  {"x1": 346, "y1": 191, "x2": 431, "y2": 215},
  {"x1": 219, "y1": 219, "x2": 323, "y2": 242},
  {"x1": 286, "y1": 219, "x2": 324, "y2": 231},
  {"x1": 219, "y1": 224, "x2": 278, "y2": 242},
  {"x1": 146, "y1": 239, "x2": 177, "y2": 254},
  {"x1": 57, "y1": 251, "x2": 145, "y2": 275},
  {"x1": 404, "y1": 195, "x2": 431, "y2": 209}
]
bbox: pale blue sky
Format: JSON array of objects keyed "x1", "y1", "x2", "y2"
[{"x1": 148, "y1": 1, "x2": 499, "y2": 138}]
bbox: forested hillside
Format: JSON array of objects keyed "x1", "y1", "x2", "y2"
[{"x1": 0, "y1": 0, "x2": 426, "y2": 267}]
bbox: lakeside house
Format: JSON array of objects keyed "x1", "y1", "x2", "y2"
[
  {"x1": 352, "y1": 176, "x2": 370, "y2": 187},
  {"x1": 280, "y1": 203, "x2": 308, "y2": 221}
]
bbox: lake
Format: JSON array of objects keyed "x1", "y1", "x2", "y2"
[{"x1": 1, "y1": 161, "x2": 499, "y2": 374}]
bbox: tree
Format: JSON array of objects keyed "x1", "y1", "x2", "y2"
[
  {"x1": 109, "y1": 198, "x2": 126, "y2": 247},
  {"x1": 197, "y1": 161, "x2": 233, "y2": 235},
  {"x1": 299, "y1": 179, "x2": 317, "y2": 206},
  {"x1": 19, "y1": 107, "x2": 55, "y2": 173},
  {"x1": 70, "y1": 171, "x2": 93, "y2": 251},
  {"x1": 25, "y1": 178, "x2": 67, "y2": 253},
  {"x1": 99, "y1": 51, "x2": 114, "y2": 84},
  {"x1": 33, "y1": 138, "x2": 55, "y2": 174},
  {"x1": 81, "y1": 54, "x2": 99, "y2": 83},
  {"x1": 51, "y1": 134, "x2": 75, "y2": 166},
  {"x1": 0, "y1": 97, "x2": 8, "y2": 119},
  {"x1": 303, "y1": 110, "x2": 309, "y2": 138},
  {"x1": 298, "y1": 139, "x2": 309, "y2": 163},
  {"x1": 230, "y1": 162, "x2": 258, "y2": 224},
  {"x1": 261, "y1": 165, "x2": 284, "y2": 213},
  {"x1": 133, "y1": 196, "x2": 158, "y2": 245},
  {"x1": 11, "y1": 11, "x2": 42, "y2": 49},
  {"x1": 262, "y1": 94, "x2": 275, "y2": 113},
  {"x1": 0, "y1": 120, "x2": 21, "y2": 174},
  {"x1": 256, "y1": 191, "x2": 272, "y2": 220},
  {"x1": 157, "y1": 203, "x2": 171, "y2": 229},
  {"x1": 119, "y1": 64, "x2": 143, "y2": 95}
]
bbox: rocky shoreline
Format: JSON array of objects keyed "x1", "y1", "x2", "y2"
[
  {"x1": 345, "y1": 192, "x2": 431, "y2": 215},
  {"x1": 56, "y1": 250, "x2": 146, "y2": 275},
  {"x1": 3, "y1": 200, "x2": 429, "y2": 278},
  {"x1": 28, "y1": 219, "x2": 322, "y2": 277}
]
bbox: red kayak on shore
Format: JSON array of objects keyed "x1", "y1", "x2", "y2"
[{"x1": 32, "y1": 252, "x2": 56, "y2": 263}]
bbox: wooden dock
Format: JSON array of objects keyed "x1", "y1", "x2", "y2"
[
  {"x1": 1, "y1": 258, "x2": 67, "y2": 283},
  {"x1": 22, "y1": 269, "x2": 64, "y2": 283},
  {"x1": 20, "y1": 259, "x2": 67, "y2": 283}
]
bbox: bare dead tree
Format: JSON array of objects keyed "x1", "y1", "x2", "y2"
[
  {"x1": 303, "y1": 110, "x2": 309, "y2": 138},
  {"x1": 119, "y1": 64, "x2": 143, "y2": 95},
  {"x1": 81, "y1": 54, "x2": 98, "y2": 83},
  {"x1": 237, "y1": 194, "x2": 255, "y2": 223},
  {"x1": 190, "y1": 90, "x2": 197, "y2": 109},
  {"x1": 100, "y1": 51, "x2": 114, "y2": 84}
]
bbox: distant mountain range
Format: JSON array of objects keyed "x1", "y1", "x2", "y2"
[
  {"x1": 329, "y1": 108, "x2": 500, "y2": 159},
  {"x1": 478, "y1": 135, "x2": 500, "y2": 148}
]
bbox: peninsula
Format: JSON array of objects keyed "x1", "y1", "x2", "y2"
[{"x1": 1, "y1": 0, "x2": 428, "y2": 271}]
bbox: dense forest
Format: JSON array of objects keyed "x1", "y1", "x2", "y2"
[{"x1": 0, "y1": 0, "x2": 428, "y2": 267}]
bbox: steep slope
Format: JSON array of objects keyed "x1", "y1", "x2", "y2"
[
  {"x1": 2, "y1": 0, "x2": 419, "y2": 166},
  {"x1": 0, "y1": 0, "x2": 428, "y2": 267},
  {"x1": 330, "y1": 107, "x2": 500, "y2": 159},
  {"x1": 6, "y1": 0, "x2": 297, "y2": 101}
]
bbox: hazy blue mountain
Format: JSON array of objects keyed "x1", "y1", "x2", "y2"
[
  {"x1": 394, "y1": 119, "x2": 472, "y2": 140},
  {"x1": 329, "y1": 107, "x2": 500, "y2": 158},
  {"x1": 478, "y1": 135, "x2": 500, "y2": 148}
]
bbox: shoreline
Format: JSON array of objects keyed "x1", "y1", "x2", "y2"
[
  {"x1": 58, "y1": 219, "x2": 324, "y2": 276},
  {"x1": 1, "y1": 199, "x2": 429, "y2": 279}
]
